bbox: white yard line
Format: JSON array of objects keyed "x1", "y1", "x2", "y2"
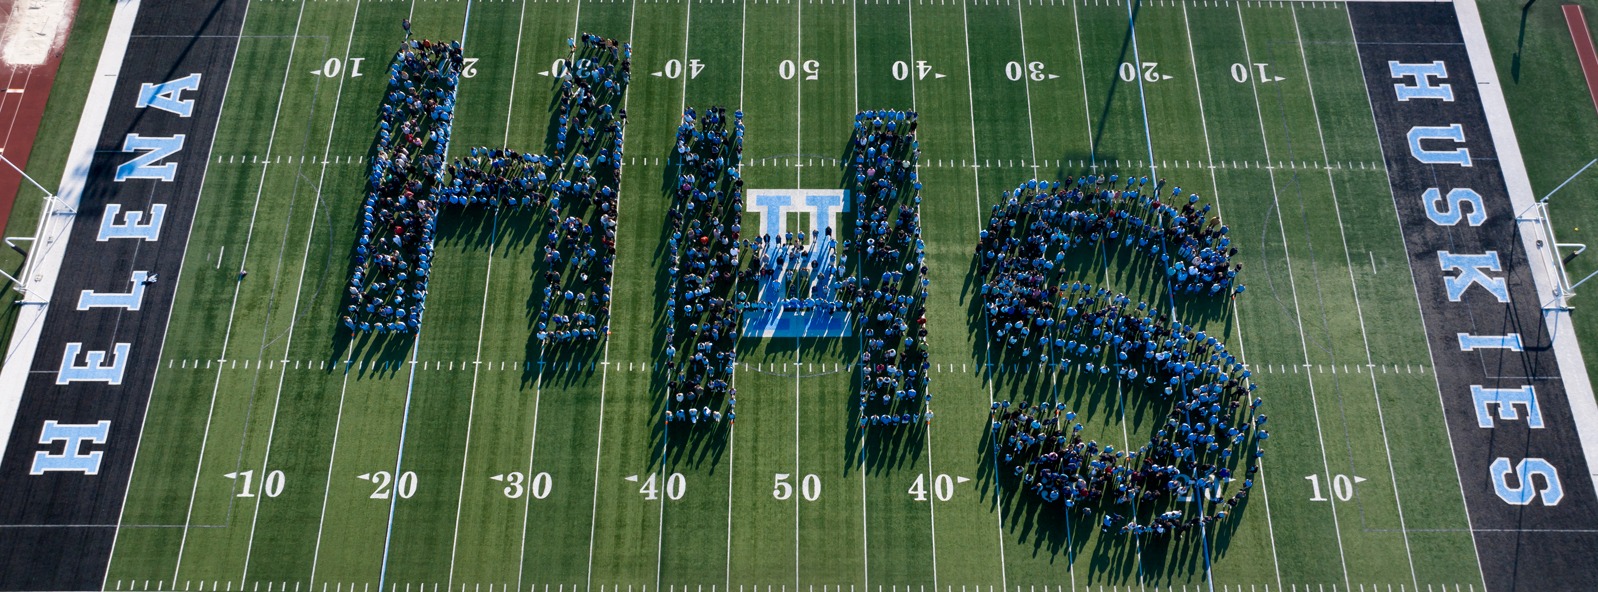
[
  {"x1": 1012, "y1": 0, "x2": 1040, "y2": 178},
  {"x1": 904, "y1": 2, "x2": 938, "y2": 590},
  {"x1": 1288, "y1": 7, "x2": 1418, "y2": 591},
  {"x1": 1117, "y1": 1, "x2": 1165, "y2": 586},
  {"x1": 957, "y1": 2, "x2": 1008, "y2": 590},
  {"x1": 378, "y1": 3, "x2": 475, "y2": 590},
  {"x1": 447, "y1": 0, "x2": 532, "y2": 585},
  {"x1": 171, "y1": 0, "x2": 308, "y2": 582},
  {"x1": 502, "y1": 0, "x2": 544, "y2": 588},
  {"x1": 307, "y1": 369, "x2": 354, "y2": 586},
  {"x1": 240, "y1": 0, "x2": 365, "y2": 583},
  {"x1": 727, "y1": 2, "x2": 748, "y2": 589},
  {"x1": 1071, "y1": 0, "x2": 1094, "y2": 168},
  {"x1": 444, "y1": 176, "x2": 501, "y2": 589},
  {"x1": 1234, "y1": 4, "x2": 1351, "y2": 591},
  {"x1": 586, "y1": 0, "x2": 631, "y2": 589},
  {"x1": 792, "y1": 0, "x2": 803, "y2": 588},
  {"x1": 1179, "y1": 3, "x2": 1283, "y2": 591}
]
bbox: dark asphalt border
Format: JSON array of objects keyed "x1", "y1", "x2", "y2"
[
  {"x1": 1349, "y1": 2, "x2": 1598, "y2": 591},
  {"x1": 0, "y1": 1, "x2": 247, "y2": 590}
]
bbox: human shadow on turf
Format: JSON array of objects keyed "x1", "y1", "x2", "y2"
[
  {"x1": 647, "y1": 116, "x2": 749, "y2": 468},
  {"x1": 986, "y1": 425, "x2": 1256, "y2": 586},
  {"x1": 966, "y1": 163, "x2": 1252, "y2": 584}
]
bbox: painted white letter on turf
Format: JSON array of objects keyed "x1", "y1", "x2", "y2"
[
  {"x1": 1407, "y1": 125, "x2": 1471, "y2": 167},
  {"x1": 77, "y1": 271, "x2": 151, "y2": 311},
  {"x1": 97, "y1": 203, "x2": 166, "y2": 241},
  {"x1": 1458, "y1": 333, "x2": 1523, "y2": 352},
  {"x1": 1471, "y1": 385, "x2": 1545, "y2": 429},
  {"x1": 1422, "y1": 187, "x2": 1486, "y2": 227},
  {"x1": 29, "y1": 421, "x2": 111, "y2": 475},
  {"x1": 136, "y1": 73, "x2": 202, "y2": 117},
  {"x1": 1389, "y1": 60, "x2": 1454, "y2": 102},
  {"x1": 114, "y1": 134, "x2": 186, "y2": 182},
  {"x1": 56, "y1": 342, "x2": 133, "y2": 385},
  {"x1": 1490, "y1": 457, "x2": 1564, "y2": 506},
  {"x1": 1438, "y1": 251, "x2": 1509, "y2": 302}
]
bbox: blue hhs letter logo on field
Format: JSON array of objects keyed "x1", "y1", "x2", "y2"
[{"x1": 743, "y1": 188, "x2": 850, "y2": 338}]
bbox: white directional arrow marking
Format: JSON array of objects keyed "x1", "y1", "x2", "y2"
[
  {"x1": 223, "y1": 472, "x2": 239, "y2": 479},
  {"x1": 651, "y1": 72, "x2": 663, "y2": 77},
  {"x1": 537, "y1": 70, "x2": 550, "y2": 77},
  {"x1": 491, "y1": 474, "x2": 505, "y2": 482},
  {"x1": 310, "y1": 70, "x2": 322, "y2": 76},
  {"x1": 1047, "y1": 74, "x2": 1060, "y2": 80},
  {"x1": 357, "y1": 473, "x2": 371, "y2": 481},
  {"x1": 624, "y1": 474, "x2": 639, "y2": 482},
  {"x1": 956, "y1": 476, "x2": 971, "y2": 484},
  {"x1": 1353, "y1": 476, "x2": 1368, "y2": 484},
  {"x1": 1161, "y1": 74, "x2": 1173, "y2": 80},
  {"x1": 935, "y1": 73, "x2": 947, "y2": 79}
]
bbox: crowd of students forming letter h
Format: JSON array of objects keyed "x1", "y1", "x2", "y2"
[
  {"x1": 347, "y1": 32, "x2": 1267, "y2": 539},
  {"x1": 344, "y1": 33, "x2": 630, "y2": 343},
  {"x1": 660, "y1": 108, "x2": 931, "y2": 432}
]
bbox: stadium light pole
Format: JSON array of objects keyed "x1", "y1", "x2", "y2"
[{"x1": 0, "y1": 152, "x2": 76, "y2": 215}]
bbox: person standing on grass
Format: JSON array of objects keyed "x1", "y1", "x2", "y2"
[{"x1": 402, "y1": 18, "x2": 411, "y2": 38}]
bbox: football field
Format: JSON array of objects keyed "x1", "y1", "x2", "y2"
[{"x1": 15, "y1": 0, "x2": 1582, "y2": 590}]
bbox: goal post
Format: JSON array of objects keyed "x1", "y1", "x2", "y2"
[{"x1": 1518, "y1": 200, "x2": 1580, "y2": 310}]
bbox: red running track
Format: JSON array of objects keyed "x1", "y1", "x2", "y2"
[
  {"x1": 0, "y1": 1, "x2": 76, "y2": 237},
  {"x1": 1566, "y1": 4, "x2": 1598, "y2": 119}
]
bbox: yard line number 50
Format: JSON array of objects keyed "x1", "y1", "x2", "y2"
[{"x1": 772, "y1": 473, "x2": 822, "y2": 501}]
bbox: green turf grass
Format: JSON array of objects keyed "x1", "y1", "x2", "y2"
[{"x1": 12, "y1": 0, "x2": 1565, "y2": 590}]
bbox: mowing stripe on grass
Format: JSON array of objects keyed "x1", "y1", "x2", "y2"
[
  {"x1": 1287, "y1": 6, "x2": 1417, "y2": 590},
  {"x1": 1235, "y1": 3, "x2": 1351, "y2": 591},
  {"x1": 1178, "y1": 3, "x2": 1283, "y2": 590},
  {"x1": 956, "y1": 1, "x2": 1009, "y2": 590}
]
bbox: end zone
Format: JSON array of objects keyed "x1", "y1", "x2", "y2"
[
  {"x1": 0, "y1": 0, "x2": 246, "y2": 589},
  {"x1": 1352, "y1": 1, "x2": 1598, "y2": 589}
]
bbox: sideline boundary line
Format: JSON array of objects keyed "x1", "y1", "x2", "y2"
[{"x1": 0, "y1": 0, "x2": 140, "y2": 462}]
